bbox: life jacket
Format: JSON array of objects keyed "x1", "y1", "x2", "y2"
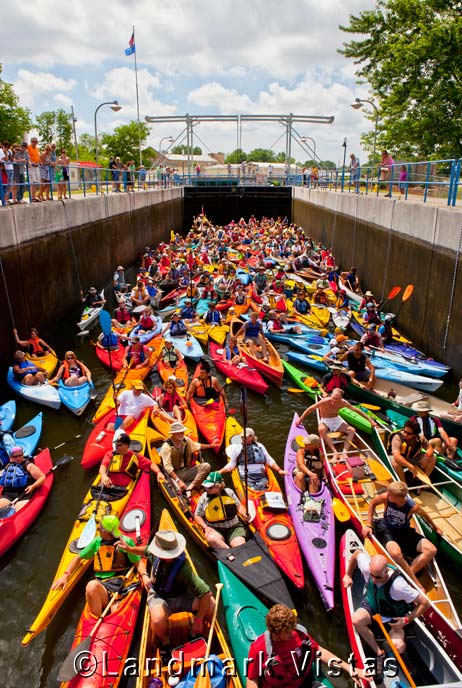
[
  {"x1": 244, "y1": 321, "x2": 262, "y2": 339},
  {"x1": 166, "y1": 438, "x2": 199, "y2": 469},
  {"x1": 62, "y1": 359, "x2": 84, "y2": 380},
  {"x1": 363, "y1": 333, "x2": 381, "y2": 348},
  {"x1": 260, "y1": 625, "x2": 318, "y2": 688},
  {"x1": 301, "y1": 448, "x2": 323, "y2": 477},
  {"x1": 94, "y1": 537, "x2": 131, "y2": 574},
  {"x1": 162, "y1": 391, "x2": 182, "y2": 413},
  {"x1": 115, "y1": 308, "x2": 131, "y2": 324},
  {"x1": 204, "y1": 491, "x2": 238, "y2": 524},
  {"x1": 170, "y1": 320, "x2": 187, "y2": 336},
  {"x1": 28, "y1": 338, "x2": 45, "y2": 355},
  {"x1": 268, "y1": 317, "x2": 284, "y2": 331},
  {"x1": 366, "y1": 570, "x2": 413, "y2": 618},
  {"x1": 127, "y1": 344, "x2": 148, "y2": 366},
  {"x1": 225, "y1": 344, "x2": 239, "y2": 360},
  {"x1": 294, "y1": 298, "x2": 309, "y2": 314},
  {"x1": 110, "y1": 449, "x2": 139, "y2": 479},
  {"x1": 133, "y1": 286, "x2": 147, "y2": 301},
  {"x1": 198, "y1": 376, "x2": 218, "y2": 400},
  {"x1": 237, "y1": 443, "x2": 267, "y2": 475},
  {"x1": 383, "y1": 496, "x2": 415, "y2": 529},
  {"x1": 162, "y1": 346, "x2": 179, "y2": 367},
  {"x1": 379, "y1": 321, "x2": 393, "y2": 343},
  {"x1": 139, "y1": 315, "x2": 155, "y2": 330},
  {"x1": 0, "y1": 458, "x2": 32, "y2": 490},
  {"x1": 180, "y1": 307, "x2": 195, "y2": 320},
  {"x1": 205, "y1": 309, "x2": 221, "y2": 325},
  {"x1": 154, "y1": 552, "x2": 186, "y2": 596},
  {"x1": 412, "y1": 415, "x2": 438, "y2": 440},
  {"x1": 101, "y1": 332, "x2": 118, "y2": 348},
  {"x1": 387, "y1": 430, "x2": 423, "y2": 463},
  {"x1": 14, "y1": 359, "x2": 38, "y2": 380},
  {"x1": 235, "y1": 292, "x2": 246, "y2": 305},
  {"x1": 324, "y1": 372, "x2": 349, "y2": 394}
]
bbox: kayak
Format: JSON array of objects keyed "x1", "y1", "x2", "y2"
[
  {"x1": 77, "y1": 289, "x2": 105, "y2": 331},
  {"x1": 26, "y1": 349, "x2": 58, "y2": 377},
  {"x1": 150, "y1": 405, "x2": 199, "y2": 443},
  {"x1": 187, "y1": 322, "x2": 209, "y2": 346},
  {"x1": 157, "y1": 357, "x2": 189, "y2": 397},
  {"x1": 57, "y1": 379, "x2": 95, "y2": 416},
  {"x1": 59, "y1": 471, "x2": 151, "y2": 688},
  {"x1": 7, "y1": 368, "x2": 61, "y2": 410},
  {"x1": 22, "y1": 471, "x2": 138, "y2": 646},
  {"x1": 81, "y1": 408, "x2": 150, "y2": 469},
  {"x1": 95, "y1": 342, "x2": 125, "y2": 372},
  {"x1": 189, "y1": 395, "x2": 225, "y2": 451},
  {"x1": 231, "y1": 318, "x2": 284, "y2": 386},
  {"x1": 2, "y1": 411, "x2": 43, "y2": 459},
  {"x1": 284, "y1": 414, "x2": 335, "y2": 610},
  {"x1": 135, "y1": 508, "x2": 243, "y2": 688},
  {"x1": 0, "y1": 400, "x2": 16, "y2": 433},
  {"x1": 340, "y1": 528, "x2": 462, "y2": 687},
  {"x1": 226, "y1": 417, "x2": 304, "y2": 588},
  {"x1": 130, "y1": 316, "x2": 163, "y2": 344},
  {"x1": 164, "y1": 330, "x2": 203, "y2": 362},
  {"x1": 0, "y1": 448, "x2": 53, "y2": 557},
  {"x1": 209, "y1": 341, "x2": 269, "y2": 395},
  {"x1": 328, "y1": 306, "x2": 351, "y2": 329},
  {"x1": 204, "y1": 322, "x2": 229, "y2": 346}
]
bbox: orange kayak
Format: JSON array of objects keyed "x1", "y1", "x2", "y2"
[
  {"x1": 157, "y1": 358, "x2": 189, "y2": 397},
  {"x1": 189, "y1": 396, "x2": 225, "y2": 452}
]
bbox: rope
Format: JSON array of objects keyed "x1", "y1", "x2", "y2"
[
  {"x1": 0, "y1": 256, "x2": 16, "y2": 328},
  {"x1": 380, "y1": 199, "x2": 396, "y2": 301},
  {"x1": 442, "y1": 221, "x2": 462, "y2": 349}
]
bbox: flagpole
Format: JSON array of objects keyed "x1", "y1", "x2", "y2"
[{"x1": 132, "y1": 25, "x2": 143, "y2": 167}]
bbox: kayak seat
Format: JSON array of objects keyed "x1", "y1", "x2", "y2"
[{"x1": 14, "y1": 424, "x2": 36, "y2": 439}]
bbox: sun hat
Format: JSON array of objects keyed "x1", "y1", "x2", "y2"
[
  {"x1": 203, "y1": 471, "x2": 224, "y2": 488},
  {"x1": 148, "y1": 530, "x2": 186, "y2": 559},
  {"x1": 100, "y1": 515, "x2": 121, "y2": 537},
  {"x1": 304, "y1": 434, "x2": 321, "y2": 447},
  {"x1": 411, "y1": 399, "x2": 433, "y2": 413},
  {"x1": 329, "y1": 363, "x2": 345, "y2": 371},
  {"x1": 366, "y1": 302, "x2": 374, "y2": 308},
  {"x1": 365, "y1": 291, "x2": 373, "y2": 296},
  {"x1": 117, "y1": 266, "x2": 124, "y2": 271},
  {"x1": 168, "y1": 421, "x2": 188, "y2": 434},
  {"x1": 336, "y1": 334, "x2": 348, "y2": 342}
]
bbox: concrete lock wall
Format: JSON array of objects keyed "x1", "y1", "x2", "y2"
[
  {"x1": 293, "y1": 188, "x2": 462, "y2": 378},
  {"x1": 0, "y1": 189, "x2": 183, "y2": 359}
]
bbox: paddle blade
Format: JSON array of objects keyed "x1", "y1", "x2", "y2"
[
  {"x1": 57, "y1": 635, "x2": 92, "y2": 682},
  {"x1": 287, "y1": 388, "x2": 306, "y2": 394},
  {"x1": 77, "y1": 514, "x2": 96, "y2": 549},
  {"x1": 53, "y1": 454, "x2": 75, "y2": 468},
  {"x1": 402, "y1": 284, "x2": 414, "y2": 301},
  {"x1": 99, "y1": 309, "x2": 112, "y2": 336},
  {"x1": 388, "y1": 286, "x2": 401, "y2": 300},
  {"x1": 332, "y1": 497, "x2": 350, "y2": 522}
]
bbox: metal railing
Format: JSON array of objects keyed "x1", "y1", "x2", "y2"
[{"x1": 1, "y1": 159, "x2": 461, "y2": 206}]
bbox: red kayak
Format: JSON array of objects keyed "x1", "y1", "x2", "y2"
[
  {"x1": 0, "y1": 448, "x2": 53, "y2": 557},
  {"x1": 209, "y1": 341, "x2": 269, "y2": 395},
  {"x1": 95, "y1": 343, "x2": 125, "y2": 372},
  {"x1": 189, "y1": 396, "x2": 225, "y2": 452},
  {"x1": 215, "y1": 299, "x2": 233, "y2": 312},
  {"x1": 81, "y1": 409, "x2": 150, "y2": 469},
  {"x1": 60, "y1": 471, "x2": 151, "y2": 688}
]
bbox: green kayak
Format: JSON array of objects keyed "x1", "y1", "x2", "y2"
[{"x1": 218, "y1": 561, "x2": 333, "y2": 688}]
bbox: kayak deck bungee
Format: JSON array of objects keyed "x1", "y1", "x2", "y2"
[
  {"x1": 21, "y1": 472, "x2": 139, "y2": 646},
  {"x1": 284, "y1": 413, "x2": 335, "y2": 610},
  {"x1": 226, "y1": 417, "x2": 304, "y2": 588},
  {"x1": 59, "y1": 471, "x2": 151, "y2": 688},
  {"x1": 0, "y1": 448, "x2": 53, "y2": 557}
]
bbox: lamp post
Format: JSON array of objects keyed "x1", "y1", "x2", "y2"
[
  {"x1": 341, "y1": 137, "x2": 347, "y2": 191},
  {"x1": 300, "y1": 136, "x2": 317, "y2": 160},
  {"x1": 94, "y1": 100, "x2": 122, "y2": 164},
  {"x1": 159, "y1": 136, "x2": 174, "y2": 161},
  {"x1": 71, "y1": 105, "x2": 79, "y2": 162},
  {"x1": 350, "y1": 97, "x2": 379, "y2": 164}
]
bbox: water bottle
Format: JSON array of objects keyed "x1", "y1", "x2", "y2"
[{"x1": 95, "y1": 431, "x2": 106, "y2": 442}]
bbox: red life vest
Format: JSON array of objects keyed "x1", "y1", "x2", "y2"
[
  {"x1": 140, "y1": 315, "x2": 155, "y2": 329},
  {"x1": 28, "y1": 337, "x2": 44, "y2": 354},
  {"x1": 115, "y1": 308, "x2": 131, "y2": 324}
]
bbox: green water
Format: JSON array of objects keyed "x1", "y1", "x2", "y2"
[{"x1": 0, "y1": 280, "x2": 460, "y2": 688}]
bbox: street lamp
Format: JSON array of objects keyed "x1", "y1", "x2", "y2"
[
  {"x1": 300, "y1": 136, "x2": 316, "y2": 160},
  {"x1": 94, "y1": 100, "x2": 122, "y2": 164},
  {"x1": 159, "y1": 136, "x2": 174, "y2": 160},
  {"x1": 350, "y1": 97, "x2": 378, "y2": 164},
  {"x1": 341, "y1": 137, "x2": 347, "y2": 191}
]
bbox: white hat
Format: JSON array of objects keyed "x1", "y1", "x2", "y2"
[
  {"x1": 411, "y1": 399, "x2": 433, "y2": 413},
  {"x1": 304, "y1": 434, "x2": 321, "y2": 447},
  {"x1": 168, "y1": 421, "x2": 188, "y2": 434},
  {"x1": 241, "y1": 427, "x2": 255, "y2": 439},
  {"x1": 148, "y1": 530, "x2": 186, "y2": 559}
]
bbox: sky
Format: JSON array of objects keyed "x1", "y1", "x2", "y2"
[{"x1": 2, "y1": 0, "x2": 377, "y2": 165}]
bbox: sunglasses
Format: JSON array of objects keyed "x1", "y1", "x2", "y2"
[
  {"x1": 12, "y1": 453, "x2": 24, "y2": 458},
  {"x1": 370, "y1": 570, "x2": 388, "y2": 580},
  {"x1": 402, "y1": 429, "x2": 414, "y2": 436},
  {"x1": 66, "y1": 356, "x2": 75, "y2": 359}
]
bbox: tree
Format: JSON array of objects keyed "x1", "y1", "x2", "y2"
[
  {"x1": 100, "y1": 120, "x2": 150, "y2": 161},
  {"x1": 247, "y1": 148, "x2": 275, "y2": 162},
  {"x1": 225, "y1": 148, "x2": 247, "y2": 164},
  {"x1": 171, "y1": 145, "x2": 202, "y2": 155},
  {"x1": 77, "y1": 133, "x2": 97, "y2": 162},
  {"x1": 340, "y1": 0, "x2": 462, "y2": 159},
  {"x1": 0, "y1": 64, "x2": 32, "y2": 143},
  {"x1": 35, "y1": 109, "x2": 73, "y2": 149}
]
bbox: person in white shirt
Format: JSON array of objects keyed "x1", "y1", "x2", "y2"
[{"x1": 116, "y1": 380, "x2": 157, "y2": 429}]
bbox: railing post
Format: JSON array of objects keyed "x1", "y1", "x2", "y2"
[
  {"x1": 405, "y1": 164, "x2": 410, "y2": 200},
  {"x1": 452, "y1": 159, "x2": 461, "y2": 207},
  {"x1": 49, "y1": 165, "x2": 54, "y2": 200},
  {"x1": 423, "y1": 162, "x2": 431, "y2": 203},
  {"x1": 447, "y1": 159, "x2": 455, "y2": 206},
  {"x1": 81, "y1": 167, "x2": 86, "y2": 196}
]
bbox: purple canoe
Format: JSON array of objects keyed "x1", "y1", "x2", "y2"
[{"x1": 284, "y1": 413, "x2": 335, "y2": 610}]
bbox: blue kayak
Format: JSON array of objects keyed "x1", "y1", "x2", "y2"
[
  {"x1": 236, "y1": 268, "x2": 251, "y2": 285},
  {"x1": 0, "y1": 400, "x2": 16, "y2": 433},
  {"x1": 58, "y1": 380, "x2": 95, "y2": 416},
  {"x1": 164, "y1": 330, "x2": 203, "y2": 363},
  {"x1": 1, "y1": 412, "x2": 43, "y2": 466},
  {"x1": 7, "y1": 368, "x2": 61, "y2": 410},
  {"x1": 130, "y1": 317, "x2": 162, "y2": 344}
]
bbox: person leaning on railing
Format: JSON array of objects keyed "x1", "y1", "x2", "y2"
[
  {"x1": 14, "y1": 142, "x2": 29, "y2": 203},
  {"x1": 27, "y1": 137, "x2": 41, "y2": 202}
]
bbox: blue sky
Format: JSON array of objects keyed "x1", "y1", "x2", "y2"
[{"x1": 3, "y1": 0, "x2": 377, "y2": 164}]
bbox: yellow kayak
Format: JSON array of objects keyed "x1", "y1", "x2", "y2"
[
  {"x1": 203, "y1": 321, "x2": 229, "y2": 346},
  {"x1": 26, "y1": 349, "x2": 58, "y2": 377},
  {"x1": 150, "y1": 406, "x2": 199, "y2": 443},
  {"x1": 187, "y1": 322, "x2": 209, "y2": 347},
  {"x1": 22, "y1": 472, "x2": 139, "y2": 646}
]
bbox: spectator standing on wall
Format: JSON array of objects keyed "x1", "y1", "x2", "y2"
[
  {"x1": 14, "y1": 142, "x2": 30, "y2": 203},
  {"x1": 27, "y1": 137, "x2": 41, "y2": 202},
  {"x1": 195, "y1": 163, "x2": 201, "y2": 177},
  {"x1": 56, "y1": 148, "x2": 70, "y2": 200},
  {"x1": 380, "y1": 149, "x2": 395, "y2": 197},
  {"x1": 39, "y1": 144, "x2": 54, "y2": 201},
  {"x1": 1, "y1": 142, "x2": 15, "y2": 204},
  {"x1": 350, "y1": 153, "x2": 360, "y2": 194},
  {"x1": 109, "y1": 156, "x2": 118, "y2": 192}
]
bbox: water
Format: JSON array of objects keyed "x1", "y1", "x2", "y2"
[{"x1": 0, "y1": 278, "x2": 460, "y2": 687}]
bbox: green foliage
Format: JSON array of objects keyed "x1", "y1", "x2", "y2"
[
  {"x1": 171, "y1": 145, "x2": 202, "y2": 155},
  {"x1": 35, "y1": 109, "x2": 73, "y2": 149},
  {"x1": 100, "y1": 120, "x2": 150, "y2": 161},
  {"x1": 340, "y1": 0, "x2": 462, "y2": 159},
  {"x1": 0, "y1": 64, "x2": 32, "y2": 143},
  {"x1": 247, "y1": 148, "x2": 275, "y2": 162},
  {"x1": 225, "y1": 148, "x2": 247, "y2": 163},
  {"x1": 142, "y1": 146, "x2": 158, "y2": 166},
  {"x1": 77, "y1": 133, "x2": 97, "y2": 162}
]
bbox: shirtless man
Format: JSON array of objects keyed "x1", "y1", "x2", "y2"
[{"x1": 296, "y1": 388, "x2": 377, "y2": 458}]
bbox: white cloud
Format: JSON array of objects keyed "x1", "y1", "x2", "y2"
[
  {"x1": 14, "y1": 69, "x2": 76, "y2": 108},
  {"x1": 54, "y1": 93, "x2": 73, "y2": 107}
]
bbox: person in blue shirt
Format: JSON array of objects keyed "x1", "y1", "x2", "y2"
[{"x1": 204, "y1": 302, "x2": 222, "y2": 325}]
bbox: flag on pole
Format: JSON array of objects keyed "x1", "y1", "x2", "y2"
[{"x1": 125, "y1": 32, "x2": 135, "y2": 56}]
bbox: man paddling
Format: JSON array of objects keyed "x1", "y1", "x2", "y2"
[
  {"x1": 221, "y1": 427, "x2": 287, "y2": 490},
  {"x1": 0, "y1": 446, "x2": 46, "y2": 517},
  {"x1": 186, "y1": 359, "x2": 227, "y2": 407},
  {"x1": 115, "y1": 380, "x2": 158, "y2": 430},
  {"x1": 158, "y1": 421, "x2": 215, "y2": 494}
]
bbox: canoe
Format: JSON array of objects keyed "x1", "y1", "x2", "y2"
[
  {"x1": 284, "y1": 413, "x2": 335, "y2": 610},
  {"x1": 226, "y1": 416, "x2": 304, "y2": 588},
  {"x1": 0, "y1": 400, "x2": 16, "y2": 433},
  {"x1": 1, "y1": 411, "x2": 43, "y2": 459},
  {"x1": 309, "y1": 304, "x2": 331, "y2": 327},
  {"x1": 209, "y1": 341, "x2": 269, "y2": 395},
  {"x1": 77, "y1": 289, "x2": 105, "y2": 331},
  {"x1": 150, "y1": 405, "x2": 199, "y2": 443},
  {"x1": 157, "y1": 357, "x2": 189, "y2": 397},
  {"x1": 285, "y1": 350, "x2": 443, "y2": 393},
  {"x1": 164, "y1": 329, "x2": 204, "y2": 362},
  {"x1": 57, "y1": 379, "x2": 95, "y2": 416},
  {"x1": 59, "y1": 471, "x2": 151, "y2": 688},
  {"x1": 0, "y1": 448, "x2": 53, "y2": 557},
  {"x1": 26, "y1": 349, "x2": 58, "y2": 377},
  {"x1": 130, "y1": 316, "x2": 163, "y2": 344},
  {"x1": 373, "y1": 428, "x2": 462, "y2": 569},
  {"x1": 81, "y1": 408, "x2": 150, "y2": 469},
  {"x1": 230, "y1": 318, "x2": 284, "y2": 387},
  {"x1": 22, "y1": 471, "x2": 138, "y2": 646},
  {"x1": 95, "y1": 342, "x2": 125, "y2": 372},
  {"x1": 7, "y1": 367, "x2": 61, "y2": 410},
  {"x1": 189, "y1": 396, "x2": 225, "y2": 452},
  {"x1": 135, "y1": 508, "x2": 243, "y2": 688},
  {"x1": 340, "y1": 528, "x2": 462, "y2": 687}
]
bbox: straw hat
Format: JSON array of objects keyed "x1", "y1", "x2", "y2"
[{"x1": 411, "y1": 399, "x2": 433, "y2": 413}]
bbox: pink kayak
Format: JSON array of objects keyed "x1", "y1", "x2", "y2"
[{"x1": 209, "y1": 341, "x2": 269, "y2": 395}]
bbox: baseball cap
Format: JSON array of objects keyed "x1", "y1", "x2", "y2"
[{"x1": 203, "y1": 471, "x2": 224, "y2": 487}]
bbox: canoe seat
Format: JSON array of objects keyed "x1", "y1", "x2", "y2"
[{"x1": 327, "y1": 431, "x2": 345, "y2": 439}]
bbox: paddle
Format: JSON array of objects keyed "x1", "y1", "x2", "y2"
[
  {"x1": 50, "y1": 434, "x2": 82, "y2": 451},
  {"x1": 11, "y1": 454, "x2": 74, "y2": 505},
  {"x1": 378, "y1": 285, "x2": 401, "y2": 312},
  {"x1": 194, "y1": 583, "x2": 224, "y2": 688},
  {"x1": 332, "y1": 497, "x2": 350, "y2": 522},
  {"x1": 57, "y1": 564, "x2": 136, "y2": 682},
  {"x1": 240, "y1": 386, "x2": 249, "y2": 519},
  {"x1": 394, "y1": 284, "x2": 414, "y2": 318},
  {"x1": 372, "y1": 614, "x2": 417, "y2": 688}
]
